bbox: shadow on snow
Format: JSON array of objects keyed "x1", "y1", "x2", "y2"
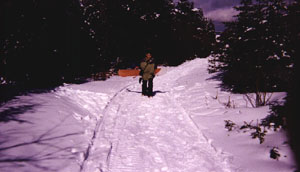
[
  {"x1": 0, "y1": 110, "x2": 84, "y2": 171},
  {"x1": 0, "y1": 104, "x2": 38, "y2": 124},
  {"x1": 126, "y1": 89, "x2": 168, "y2": 97}
]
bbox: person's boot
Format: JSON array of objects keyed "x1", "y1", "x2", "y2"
[{"x1": 147, "y1": 91, "x2": 153, "y2": 98}]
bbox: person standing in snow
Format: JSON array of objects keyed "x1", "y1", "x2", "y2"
[{"x1": 140, "y1": 52, "x2": 156, "y2": 97}]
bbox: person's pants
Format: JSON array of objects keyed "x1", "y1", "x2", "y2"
[{"x1": 142, "y1": 78, "x2": 153, "y2": 96}]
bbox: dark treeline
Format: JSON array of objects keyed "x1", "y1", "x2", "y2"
[
  {"x1": 0, "y1": 0, "x2": 97, "y2": 87},
  {"x1": 0, "y1": 0, "x2": 215, "y2": 91},
  {"x1": 209, "y1": 0, "x2": 300, "y2": 168},
  {"x1": 82, "y1": 0, "x2": 216, "y2": 67},
  {"x1": 1, "y1": 0, "x2": 300, "y2": 167},
  {"x1": 284, "y1": 0, "x2": 300, "y2": 168}
]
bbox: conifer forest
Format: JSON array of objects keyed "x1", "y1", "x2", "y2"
[{"x1": 0, "y1": 0, "x2": 299, "y2": 169}]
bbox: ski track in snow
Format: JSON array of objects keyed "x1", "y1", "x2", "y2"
[
  {"x1": 54, "y1": 59, "x2": 237, "y2": 172},
  {"x1": 1, "y1": 58, "x2": 296, "y2": 172}
]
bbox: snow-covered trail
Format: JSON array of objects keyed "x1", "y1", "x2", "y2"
[
  {"x1": 53, "y1": 59, "x2": 236, "y2": 172},
  {"x1": 84, "y1": 87, "x2": 232, "y2": 172},
  {"x1": 1, "y1": 58, "x2": 296, "y2": 172}
]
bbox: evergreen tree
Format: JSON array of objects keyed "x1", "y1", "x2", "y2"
[
  {"x1": 0, "y1": 0, "x2": 217, "y2": 90},
  {"x1": 79, "y1": 0, "x2": 110, "y2": 72},
  {"x1": 284, "y1": 0, "x2": 300, "y2": 167},
  {"x1": 211, "y1": 0, "x2": 292, "y2": 96},
  {"x1": 170, "y1": 0, "x2": 216, "y2": 65},
  {"x1": 80, "y1": 0, "x2": 215, "y2": 67},
  {"x1": 0, "y1": 0, "x2": 97, "y2": 87}
]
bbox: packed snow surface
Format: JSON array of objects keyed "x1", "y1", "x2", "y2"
[{"x1": 0, "y1": 58, "x2": 296, "y2": 172}]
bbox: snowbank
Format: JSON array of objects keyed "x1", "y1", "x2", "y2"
[{"x1": 0, "y1": 58, "x2": 296, "y2": 172}]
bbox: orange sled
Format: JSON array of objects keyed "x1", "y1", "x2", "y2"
[{"x1": 118, "y1": 68, "x2": 161, "y2": 77}]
